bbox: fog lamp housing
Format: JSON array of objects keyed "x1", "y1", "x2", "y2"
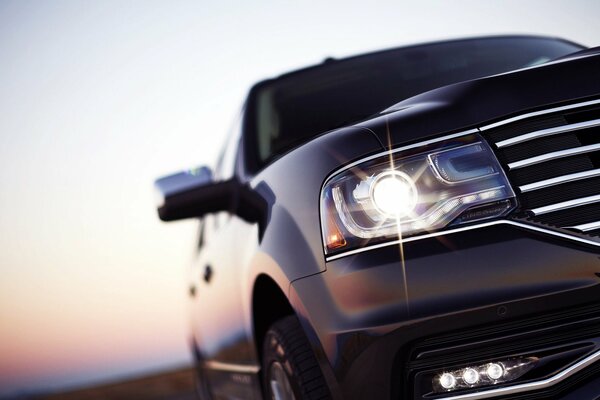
[{"x1": 432, "y1": 357, "x2": 537, "y2": 393}]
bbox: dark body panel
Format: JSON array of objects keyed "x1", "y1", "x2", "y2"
[
  {"x1": 248, "y1": 126, "x2": 385, "y2": 277},
  {"x1": 359, "y1": 52, "x2": 600, "y2": 149},
  {"x1": 191, "y1": 126, "x2": 384, "y2": 398},
  {"x1": 181, "y1": 40, "x2": 600, "y2": 400},
  {"x1": 283, "y1": 52, "x2": 600, "y2": 399},
  {"x1": 292, "y1": 222, "x2": 600, "y2": 399}
]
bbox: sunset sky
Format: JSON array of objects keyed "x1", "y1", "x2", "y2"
[{"x1": 1, "y1": 0, "x2": 599, "y2": 397}]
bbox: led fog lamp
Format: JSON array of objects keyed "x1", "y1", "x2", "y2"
[
  {"x1": 321, "y1": 134, "x2": 516, "y2": 254},
  {"x1": 432, "y1": 357, "x2": 538, "y2": 393},
  {"x1": 439, "y1": 373, "x2": 457, "y2": 390}
]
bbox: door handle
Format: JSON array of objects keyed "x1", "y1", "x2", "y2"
[{"x1": 203, "y1": 264, "x2": 213, "y2": 283}]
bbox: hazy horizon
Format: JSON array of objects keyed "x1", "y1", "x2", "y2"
[{"x1": 1, "y1": 0, "x2": 599, "y2": 397}]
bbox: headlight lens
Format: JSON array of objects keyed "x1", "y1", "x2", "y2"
[{"x1": 321, "y1": 134, "x2": 516, "y2": 255}]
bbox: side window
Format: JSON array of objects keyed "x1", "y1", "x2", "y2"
[
  {"x1": 212, "y1": 109, "x2": 244, "y2": 229},
  {"x1": 215, "y1": 110, "x2": 243, "y2": 180}
]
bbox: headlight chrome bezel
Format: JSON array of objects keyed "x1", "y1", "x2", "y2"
[{"x1": 320, "y1": 131, "x2": 517, "y2": 257}]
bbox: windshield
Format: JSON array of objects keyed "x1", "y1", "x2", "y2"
[{"x1": 248, "y1": 37, "x2": 582, "y2": 169}]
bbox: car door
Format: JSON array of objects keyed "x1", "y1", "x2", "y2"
[{"x1": 189, "y1": 110, "x2": 262, "y2": 399}]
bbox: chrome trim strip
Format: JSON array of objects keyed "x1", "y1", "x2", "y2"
[
  {"x1": 531, "y1": 194, "x2": 600, "y2": 216},
  {"x1": 567, "y1": 220, "x2": 600, "y2": 232},
  {"x1": 480, "y1": 98, "x2": 600, "y2": 131},
  {"x1": 324, "y1": 99, "x2": 600, "y2": 261},
  {"x1": 204, "y1": 361, "x2": 260, "y2": 374},
  {"x1": 508, "y1": 143, "x2": 600, "y2": 170},
  {"x1": 496, "y1": 118, "x2": 600, "y2": 148},
  {"x1": 437, "y1": 349, "x2": 600, "y2": 400},
  {"x1": 321, "y1": 129, "x2": 479, "y2": 259},
  {"x1": 519, "y1": 168, "x2": 600, "y2": 192},
  {"x1": 325, "y1": 220, "x2": 600, "y2": 262}
]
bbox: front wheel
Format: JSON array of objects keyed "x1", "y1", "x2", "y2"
[{"x1": 262, "y1": 315, "x2": 331, "y2": 400}]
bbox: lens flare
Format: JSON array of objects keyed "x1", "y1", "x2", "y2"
[{"x1": 370, "y1": 171, "x2": 418, "y2": 217}]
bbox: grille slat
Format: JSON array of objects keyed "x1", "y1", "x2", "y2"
[
  {"x1": 508, "y1": 143, "x2": 600, "y2": 170},
  {"x1": 518, "y1": 176, "x2": 600, "y2": 209},
  {"x1": 510, "y1": 155, "x2": 593, "y2": 186},
  {"x1": 496, "y1": 118, "x2": 600, "y2": 148},
  {"x1": 568, "y1": 220, "x2": 600, "y2": 232},
  {"x1": 485, "y1": 115, "x2": 567, "y2": 144},
  {"x1": 523, "y1": 203, "x2": 600, "y2": 227},
  {"x1": 482, "y1": 99, "x2": 600, "y2": 238},
  {"x1": 531, "y1": 194, "x2": 600, "y2": 216},
  {"x1": 519, "y1": 168, "x2": 600, "y2": 193},
  {"x1": 500, "y1": 134, "x2": 581, "y2": 164}
]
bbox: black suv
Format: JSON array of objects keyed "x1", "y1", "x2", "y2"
[{"x1": 156, "y1": 36, "x2": 600, "y2": 400}]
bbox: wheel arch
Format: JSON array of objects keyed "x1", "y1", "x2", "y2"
[{"x1": 251, "y1": 274, "x2": 295, "y2": 364}]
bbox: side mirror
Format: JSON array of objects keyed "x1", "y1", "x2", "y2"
[{"x1": 155, "y1": 167, "x2": 266, "y2": 225}]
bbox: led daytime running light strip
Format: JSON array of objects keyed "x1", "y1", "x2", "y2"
[{"x1": 433, "y1": 357, "x2": 536, "y2": 393}]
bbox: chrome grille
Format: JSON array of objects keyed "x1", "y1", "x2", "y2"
[{"x1": 481, "y1": 99, "x2": 600, "y2": 238}]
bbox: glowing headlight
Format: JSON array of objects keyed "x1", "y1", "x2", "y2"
[
  {"x1": 321, "y1": 134, "x2": 516, "y2": 255},
  {"x1": 371, "y1": 171, "x2": 418, "y2": 217}
]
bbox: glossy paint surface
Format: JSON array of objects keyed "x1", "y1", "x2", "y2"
[
  {"x1": 292, "y1": 223, "x2": 600, "y2": 398},
  {"x1": 188, "y1": 45, "x2": 600, "y2": 399},
  {"x1": 189, "y1": 126, "x2": 384, "y2": 398},
  {"x1": 361, "y1": 49, "x2": 600, "y2": 150}
]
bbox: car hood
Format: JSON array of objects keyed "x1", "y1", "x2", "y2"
[{"x1": 356, "y1": 47, "x2": 600, "y2": 148}]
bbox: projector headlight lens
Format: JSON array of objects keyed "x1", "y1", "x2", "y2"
[
  {"x1": 321, "y1": 134, "x2": 516, "y2": 255},
  {"x1": 370, "y1": 171, "x2": 418, "y2": 217}
]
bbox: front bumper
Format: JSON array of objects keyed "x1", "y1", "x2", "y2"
[{"x1": 291, "y1": 220, "x2": 600, "y2": 400}]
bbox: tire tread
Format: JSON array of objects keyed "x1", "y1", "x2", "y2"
[{"x1": 262, "y1": 316, "x2": 332, "y2": 400}]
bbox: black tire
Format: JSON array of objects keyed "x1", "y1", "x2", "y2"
[
  {"x1": 193, "y1": 364, "x2": 213, "y2": 400},
  {"x1": 262, "y1": 315, "x2": 331, "y2": 400}
]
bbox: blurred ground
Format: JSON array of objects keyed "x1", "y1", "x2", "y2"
[{"x1": 36, "y1": 368, "x2": 196, "y2": 400}]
